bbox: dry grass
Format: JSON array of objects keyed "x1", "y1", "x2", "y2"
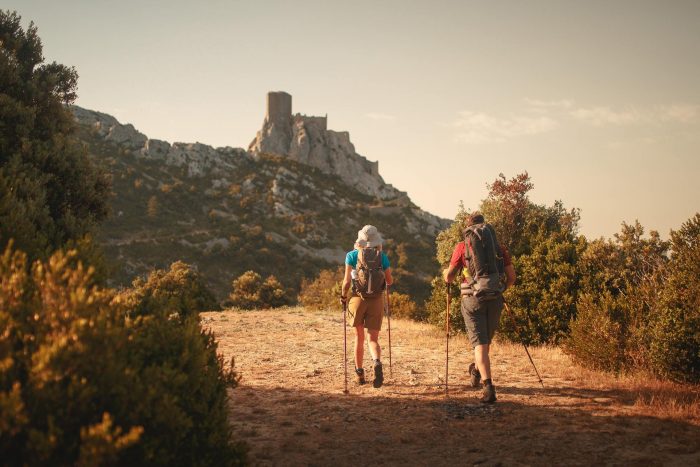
[
  {"x1": 203, "y1": 307, "x2": 700, "y2": 466},
  {"x1": 495, "y1": 341, "x2": 700, "y2": 425}
]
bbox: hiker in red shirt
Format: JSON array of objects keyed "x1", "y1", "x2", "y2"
[{"x1": 443, "y1": 212, "x2": 516, "y2": 403}]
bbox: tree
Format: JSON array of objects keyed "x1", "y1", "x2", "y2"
[
  {"x1": 0, "y1": 10, "x2": 109, "y2": 261},
  {"x1": 480, "y1": 173, "x2": 534, "y2": 255}
]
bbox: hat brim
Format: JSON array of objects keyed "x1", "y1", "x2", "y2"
[{"x1": 355, "y1": 238, "x2": 383, "y2": 248}]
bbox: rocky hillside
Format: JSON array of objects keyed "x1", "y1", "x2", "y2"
[{"x1": 73, "y1": 96, "x2": 448, "y2": 302}]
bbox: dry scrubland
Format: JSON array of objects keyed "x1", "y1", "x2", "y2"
[{"x1": 203, "y1": 307, "x2": 700, "y2": 466}]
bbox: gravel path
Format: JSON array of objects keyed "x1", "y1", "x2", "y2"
[{"x1": 203, "y1": 307, "x2": 700, "y2": 466}]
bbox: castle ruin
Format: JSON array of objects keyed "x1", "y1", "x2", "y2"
[
  {"x1": 249, "y1": 91, "x2": 387, "y2": 197},
  {"x1": 266, "y1": 91, "x2": 292, "y2": 125}
]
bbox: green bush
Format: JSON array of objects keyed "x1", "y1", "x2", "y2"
[
  {"x1": 564, "y1": 292, "x2": 627, "y2": 372},
  {"x1": 641, "y1": 214, "x2": 700, "y2": 382},
  {"x1": 565, "y1": 217, "x2": 700, "y2": 383},
  {"x1": 387, "y1": 291, "x2": 423, "y2": 321},
  {"x1": 0, "y1": 246, "x2": 245, "y2": 465},
  {"x1": 298, "y1": 266, "x2": 343, "y2": 311},
  {"x1": 229, "y1": 270, "x2": 292, "y2": 309},
  {"x1": 126, "y1": 260, "x2": 219, "y2": 319}
]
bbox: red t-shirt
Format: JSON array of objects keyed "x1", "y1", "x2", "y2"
[{"x1": 449, "y1": 241, "x2": 512, "y2": 281}]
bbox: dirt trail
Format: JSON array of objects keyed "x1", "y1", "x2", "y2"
[{"x1": 203, "y1": 308, "x2": 700, "y2": 466}]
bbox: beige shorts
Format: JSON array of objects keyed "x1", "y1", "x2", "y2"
[{"x1": 349, "y1": 295, "x2": 384, "y2": 330}]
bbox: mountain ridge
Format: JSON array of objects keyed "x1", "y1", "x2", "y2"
[{"x1": 72, "y1": 97, "x2": 449, "y2": 302}]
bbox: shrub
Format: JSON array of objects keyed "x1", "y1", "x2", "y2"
[
  {"x1": 127, "y1": 260, "x2": 219, "y2": 319},
  {"x1": 564, "y1": 222, "x2": 669, "y2": 375},
  {"x1": 642, "y1": 214, "x2": 700, "y2": 382},
  {"x1": 387, "y1": 292, "x2": 423, "y2": 321},
  {"x1": 229, "y1": 270, "x2": 292, "y2": 309},
  {"x1": 298, "y1": 267, "x2": 343, "y2": 311},
  {"x1": 0, "y1": 245, "x2": 245, "y2": 465},
  {"x1": 564, "y1": 293, "x2": 627, "y2": 372}
]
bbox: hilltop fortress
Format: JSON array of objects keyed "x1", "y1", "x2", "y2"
[
  {"x1": 249, "y1": 92, "x2": 396, "y2": 199},
  {"x1": 71, "y1": 91, "x2": 413, "y2": 202}
]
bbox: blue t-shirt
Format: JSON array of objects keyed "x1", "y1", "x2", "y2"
[{"x1": 345, "y1": 249, "x2": 390, "y2": 270}]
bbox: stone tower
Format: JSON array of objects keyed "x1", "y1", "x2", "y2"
[
  {"x1": 266, "y1": 91, "x2": 292, "y2": 124},
  {"x1": 249, "y1": 91, "x2": 293, "y2": 155}
]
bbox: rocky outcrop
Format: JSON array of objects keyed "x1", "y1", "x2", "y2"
[
  {"x1": 71, "y1": 105, "x2": 249, "y2": 177},
  {"x1": 72, "y1": 106, "x2": 147, "y2": 148},
  {"x1": 248, "y1": 92, "x2": 398, "y2": 200}
]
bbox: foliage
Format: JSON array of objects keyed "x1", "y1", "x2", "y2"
[
  {"x1": 387, "y1": 291, "x2": 423, "y2": 321},
  {"x1": 565, "y1": 216, "x2": 700, "y2": 383},
  {"x1": 0, "y1": 245, "x2": 245, "y2": 465},
  {"x1": 298, "y1": 266, "x2": 343, "y2": 311},
  {"x1": 0, "y1": 11, "x2": 109, "y2": 262},
  {"x1": 633, "y1": 215, "x2": 700, "y2": 382},
  {"x1": 565, "y1": 292, "x2": 628, "y2": 372},
  {"x1": 502, "y1": 208, "x2": 584, "y2": 344},
  {"x1": 564, "y1": 222, "x2": 669, "y2": 372},
  {"x1": 425, "y1": 277, "x2": 463, "y2": 332},
  {"x1": 229, "y1": 270, "x2": 293, "y2": 309},
  {"x1": 479, "y1": 172, "x2": 534, "y2": 254},
  {"x1": 126, "y1": 260, "x2": 219, "y2": 320}
]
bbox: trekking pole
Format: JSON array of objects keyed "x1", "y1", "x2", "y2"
[
  {"x1": 445, "y1": 282, "x2": 450, "y2": 396},
  {"x1": 342, "y1": 300, "x2": 349, "y2": 394},
  {"x1": 385, "y1": 286, "x2": 393, "y2": 377},
  {"x1": 503, "y1": 301, "x2": 545, "y2": 389}
]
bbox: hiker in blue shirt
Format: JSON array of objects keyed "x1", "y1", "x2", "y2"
[{"x1": 341, "y1": 225, "x2": 393, "y2": 388}]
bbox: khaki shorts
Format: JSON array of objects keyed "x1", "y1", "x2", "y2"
[
  {"x1": 349, "y1": 295, "x2": 384, "y2": 330},
  {"x1": 461, "y1": 295, "x2": 503, "y2": 347}
]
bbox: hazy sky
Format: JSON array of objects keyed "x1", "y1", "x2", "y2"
[{"x1": 11, "y1": 0, "x2": 700, "y2": 239}]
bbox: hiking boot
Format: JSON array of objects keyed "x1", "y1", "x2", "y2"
[
  {"x1": 355, "y1": 368, "x2": 366, "y2": 385},
  {"x1": 468, "y1": 363, "x2": 481, "y2": 388},
  {"x1": 480, "y1": 382, "x2": 497, "y2": 404},
  {"x1": 373, "y1": 361, "x2": 384, "y2": 388}
]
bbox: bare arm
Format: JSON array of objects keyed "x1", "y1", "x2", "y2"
[
  {"x1": 384, "y1": 268, "x2": 393, "y2": 286},
  {"x1": 443, "y1": 264, "x2": 461, "y2": 284},
  {"x1": 341, "y1": 264, "x2": 353, "y2": 298}
]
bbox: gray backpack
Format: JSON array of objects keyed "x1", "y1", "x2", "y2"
[{"x1": 462, "y1": 223, "x2": 505, "y2": 301}]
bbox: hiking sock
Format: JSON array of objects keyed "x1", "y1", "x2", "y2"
[{"x1": 482, "y1": 378, "x2": 492, "y2": 386}]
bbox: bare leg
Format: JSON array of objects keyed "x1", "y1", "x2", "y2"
[
  {"x1": 474, "y1": 344, "x2": 491, "y2": 380},
  {"x1": 367, "y1": 329, "x2": 381, "y2": 361},
  {"x1": 354, "y1": 325, "x2": 365, "y2": 369}
]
